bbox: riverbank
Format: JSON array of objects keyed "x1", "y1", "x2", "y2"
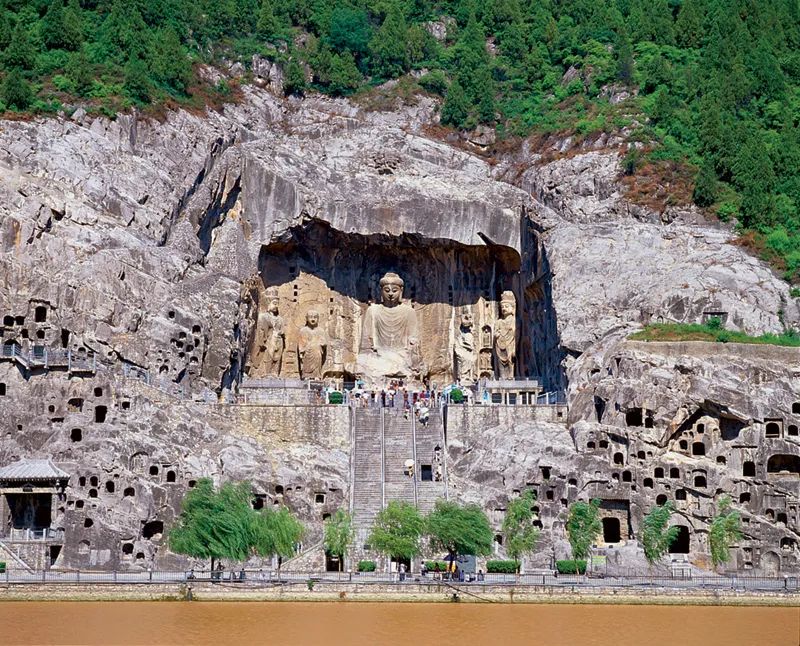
[{"x1": 2, "y1": 583, "x2": 798, "y2": 606}]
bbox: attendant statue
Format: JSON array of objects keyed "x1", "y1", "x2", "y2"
[
  {"x1": 453, "y1": 307, "x2": 477, "y2": 385},
  {"x1": 357, "y1": 272, "x2": 425, "y2": 382},
  {"x1": 494, "y1": 291, "x2": 516, "y2": 379},
  {"x1": 298, "y1": 309, "x2": 328, "y2": 379},
  {"x1": 252, "y1": 288, "x2": 285, "y2": 377}
]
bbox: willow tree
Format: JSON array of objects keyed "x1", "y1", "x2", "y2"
[
  {"x1": 426, "y1": 499, "x2": 493, "y2": 569},
  {"x1": 641, "y1": 501, "x2": 680, "y2": 567},
  {"x1": 502, "y1": 490, "x2": 540, "y2": 574},
  {"x1": 566, "y1": 499, "x2": 601, "y2": 573},
  {"x1": 709, "y1": 496, "x2": 742, "y2": 570},
  {"x1": 368, "y1": 501, "x2": 424, "y2": 570},
  {"x1": 324, "y1": 509, "x2": 354, "y2": 572},
  {"x1": 168, "y1": 478, "x2": 255, "y2": 571},
  {"x1": 252, "y1": 505, "x2": 305, "y2": 573}
]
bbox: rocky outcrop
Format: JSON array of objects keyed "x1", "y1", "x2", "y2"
[{"x1": 1, "y1": 79, "x2": 798, "y2": 574}]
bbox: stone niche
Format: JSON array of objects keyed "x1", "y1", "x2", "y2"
[{"x1": 245, "y1": 221, "x2": 533, "y2": 385}]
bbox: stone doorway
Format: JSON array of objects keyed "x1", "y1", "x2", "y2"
[
  {"x1": 602, "y1": 517, "x2": 621, "y2": 544},
  {"x1": 668, "y1": 525, "x2": 691, "y2": 554}
]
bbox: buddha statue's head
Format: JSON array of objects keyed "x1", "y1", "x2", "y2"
[
  {"x1": 306, "y1": 309, "x2": 319, "y2": 329},
  {"x1": 460, "y1": 307, "x2": 473, "y2": 329},
  {"x1": 265, "y1": 287, "x2": 280, "y2": 314},
  {"x1": 500, "y1": 291, "x2": 516, "y2": 318},
  {"x1": 379, "y1": 272, "x2": 404, "y2": 308}
]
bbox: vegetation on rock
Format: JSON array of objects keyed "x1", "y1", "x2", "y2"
[
  {"x1": 1, "y1": 1, "x2": 799, "y2": 272},
  {"x1": 630, "y1": 318, "x2": 800, "y2": 346}
]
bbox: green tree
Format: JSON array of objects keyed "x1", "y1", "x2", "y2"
[
  {"x1": 41, "y1": 0, "x2": 66, "y2": 50},
  {"x1": 66, "y1": 47, "x2": 93, "y2": 97},
  {"x1": 323, "y1": 509, "x2": 354, "y2": 572},
  {"x1": 283, "y1": 58, "x2": 306, "y2": 96},
  {"x1": 3, "y1": 22, "x2": 36, "y2": 70},
  {"x1": 709, "y1": 496, "x2": 742, "y2": 569},
  {"x1": 426, "y1": 499, "x2": 493, "y2": 566},
  {"x1": 251, "y1": 505, "x2": 304, "y2": 571},
  {"x1": 123, "y1": 56, "x2": 151, "y2": 104},
  {"x1": 640, "y1": 501, "x2": 680, "y2": 567},
  {"x1": 440, "y1": 78, "x2": 469, "y2": 128},
  {"x1": 368, "y1": 501, "x2": 424, "y2": 568},
  {"x1": 693, "y1": 157, "x2": 718, "y2": 208},
  {"x1": 566, "y1": 499, "x2": 601, "y2": 573},
  {"x1": 256, "y1": 0, "x2": 279, "y2": 39},
  {"x1": 368, "y1": 3, "x2": 409, "y2": 79},
  {"x1": 168, "y1": 478, "x2": 257, "y2": 571},
  {"x1": 327, "y1": 6, "x2": 371, "y2": 60},
  {"x1": 675, "y1": 0, "x2": 705, "y2": 49},
  {"x1": 475, "y1": 65, "x2": 495, "y2": 124},
  {"x1": 327, "y1": 52, "x2": 361, "y2": 95},
  {"x1": 616, "y1": 29, "x2": 634, "y2": 85},
  {"x1": 501, "y1": 490, "x2": 540, "y2": 574},
  {"x1": 149, "y1": 27, "x2": 191, "y2": 94},
  {"x1": 2, "y1": 68, "x2": 34, "y2": 111}
]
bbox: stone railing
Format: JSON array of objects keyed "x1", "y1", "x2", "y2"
[{"x1": 3, "y1": 527, "x2": 64, "y2": 542}]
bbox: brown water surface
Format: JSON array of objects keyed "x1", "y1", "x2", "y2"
[{"x1": 0, "y1": 601, "x2": 797, "y2": 646}]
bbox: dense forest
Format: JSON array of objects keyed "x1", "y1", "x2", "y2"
[{"x1": 1, "y1": 0, "x2": 800, "y2": 281}]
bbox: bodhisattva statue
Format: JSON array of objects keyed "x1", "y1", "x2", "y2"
[
  {"x1": 494, "y1": 290, "x2": 516, "y2": 379},
  {"x1": 357, "y1": 272, "x2": 425, "y2": 382},
  {"x1": 297, "y1": 309, "x2": 328, "y2": 380},
  {"x1": 252, "y1": 287, "x2": 285, "y2": 377},
  {"x1": 454, "y1": 307, "x2": 477, "y2": 385}
]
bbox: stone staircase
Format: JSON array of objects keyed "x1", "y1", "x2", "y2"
[
  {"x1": 415, "y1": 407, "x2": 448, "y2": 513},
  {"x1": 383, "y1": 409, "x2": 417, "y2": 506},
  {"x1": 350, "y1": 409, "x2": 384, "y2": 549},
  {"x1": 350, "y1": 406, "x2": 449, "y2": 552}
]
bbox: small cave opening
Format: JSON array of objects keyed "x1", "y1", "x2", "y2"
[
  {"x1": 743, "y1": 461, "x2": 756, "y2": 477},
  {"x1": 692, "y1": 442, "x2": 705, "y2": 456},
  {"x1": 142, "y1": 520, "x2": 164, "y2": 540},
  {"x1": 767, "y1": 454, "x2": 800, "y2": 476}
]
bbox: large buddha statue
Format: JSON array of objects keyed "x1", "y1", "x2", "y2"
[
  {"x1": 494, "y1": 290, "x2": 516, "y2": 379},
  {"x1": 297, "y1": 309, "x2": 328, "y2": 380},
  {"x1": 251, "y1": 287, "x2": 285, "y2": 377},
  {"x1": 357, "y1": 272, "x2": 424, "y2": 383},
  {"x1": 454, "y1": 307, "x2": 477, "y2": 385}
]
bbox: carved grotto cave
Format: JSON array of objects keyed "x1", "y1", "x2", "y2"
[{"x1": 244, "y1": 220, "x2": 560, "y2": 386}]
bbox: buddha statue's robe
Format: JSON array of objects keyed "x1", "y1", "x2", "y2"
[
  {"x1": 357, "y1": 302, "x2": 423, "y2": 382},
  {"x1": 298, "y1": 325, "x2": 327, "y2": 379}
]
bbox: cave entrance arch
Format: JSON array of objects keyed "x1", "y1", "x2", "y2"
[{"x1": 668, "y1": 525, "x2": 691, "y2": 554}]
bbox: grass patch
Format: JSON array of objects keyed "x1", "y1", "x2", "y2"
[{"x1": 630, "y1": 320, "x2": 800, "y2": 347}]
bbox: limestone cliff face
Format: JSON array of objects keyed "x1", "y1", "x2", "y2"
[{"x1": 0, "y1": 82, "x2": 798, "y2": 573}]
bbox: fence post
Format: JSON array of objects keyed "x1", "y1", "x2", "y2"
[
  {"x1": 113, "y1": 570, "x2": 117, "y2": 584},
  {"x1": 76, "y1": 569, "x2": 80, "y2": 583},
  {"x1": 42, "y1": 568, "x2": 46, "y2": 582}
]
